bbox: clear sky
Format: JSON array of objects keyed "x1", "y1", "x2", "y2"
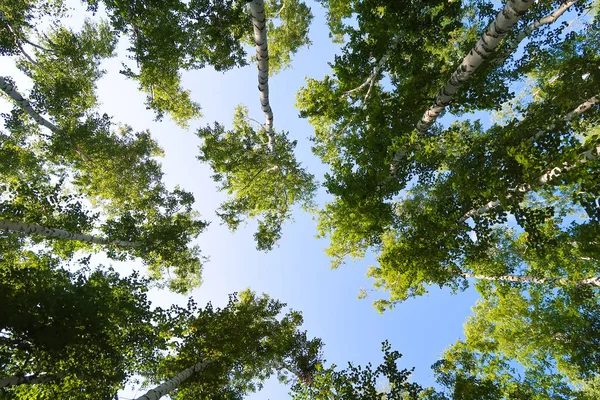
[{"x1": 1, "y1": 1, "x2": 486, "y2": 398}]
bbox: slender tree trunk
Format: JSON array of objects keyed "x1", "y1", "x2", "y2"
[
  {"x1": 0, "y1": 219, "x2": 140, "y2": 247},
  {"x1": 463, "y1": 272, "x2": 600, "y2": 288},
  {"x1": 460, "y1": 95, "x2": 599, "y2": 222},
  {"x1": 415, "y1": 0, "x2": 535, "y2": 133},
  {"x1": 494, "y1": 0, "x2": 578, "y2": 66},
  {"x1": 0, "y1": 372, "x2": 67, "y2": 388},
  {"x1": 0, "y1": 76, "x2": 61, "y2": 133},
  {"x1": 133, "y1": 360, "x2": 212, "y2": 400},
  {"x1": 0, "y1": 76, "x2": 90, "y2": 161},
  {"x1": 248, "y1": 0, "x2": 275, "y2": 153}
]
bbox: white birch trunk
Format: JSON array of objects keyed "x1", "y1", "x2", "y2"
[
  {"x1": 248, "y1": 0, "x2": 275, "y2": 153},
  {"x1": 460, "y1": 95, "x2": 599, "y2": 222},
  {"x1": 133, "y1": 360, "x2": 211, "y2": 400},
  {"x1": 0, "y1": 76, "x2": 60, "y2": 134},
  {"x1": 0, "y1": 219, "x2": 140, "y2": 247},
  {"x1": 416, "y1": 0, "x2": 535, "y2": 133},
  {"x1": 495, "y1": 0, "x2": 579, "y2": 65},
  {"x1": 463, "y1": 272, "x2": 600, "y2": 288},
  {"x1": 0, "y1": 76, "x2": 90, "y2": 161},
  {"x1": 0, "y1": 372, "x2": 67, "y2": 388}
]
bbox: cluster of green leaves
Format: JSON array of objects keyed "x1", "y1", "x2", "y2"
[
  {"x1": 0, "y1": 250, "x2": 164, "y2": 399},
  {"x1": 290, "y1": 341, "x2": 424, "y2": 400},
  {"x1": 148, "y1": 289, "x2": 324, "y2": 399},
  {"x1": 197, "y1": 106, "x2": 316, "y2": 251}
]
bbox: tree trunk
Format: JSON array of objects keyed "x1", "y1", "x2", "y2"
[
  {"x1": 0, "y1": 76, "x2": 90, "y2": 161},
  {"x1": 0, "y1": 219, "x2": 140, "y2": 247},
  {"x1": 0, "y1": 76, "x2": 61, "y2": 134},
  {"x1": 462, "y1": 272, "x2": 600, "y2": 288},
  {"x1": 0, "y1": 372, "x2": 67, "y2": 388},
  {"x1": 133, "y1": 360, "x2": 212, "y2": 400},
  {"x1": 248, "y1": 0, "x2": 275, "y2": 153},
  {"x1": 416, "y1": 0, "x2": 535, "y2": 133},
  {"x1": 494, "y1": 0, "x2": 578, "y2": 66},
  {"x1": 459, "y1": 95, "x2": 599, "y2": 222}
]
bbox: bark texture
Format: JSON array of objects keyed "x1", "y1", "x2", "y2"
[
  {"x1": 463, "y1": 272, "x2": 600, "y2": 288},
  {"x1": 0, "y1": 219, "x2": 140, "y2": 247},
  {"x1": 460, "y1": 95, "x2": 599, "y2": 222},
  {"x1": 416, "y1": 0, "x2": 535, "y2": 133},
  {"x1": 248, "y1": 0, "x2": 275, "y2": 153},
  {"x1": 0, "y1": 372, "x2": 67, "y2": 388},
  {"x1": 133, "y1": 360, "x2": 211, "y2": 400}
]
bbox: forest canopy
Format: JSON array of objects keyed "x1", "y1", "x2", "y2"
[{"x1": 0, "y1": 0, "x2": 599, "y2": 398}]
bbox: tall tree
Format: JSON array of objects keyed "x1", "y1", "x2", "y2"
[
  {"x1": 82, "y1": 0, "x2": 312, "y2": 126},
  {"x1": 297, "y1": 0, "x2": 599, "y2": 313},
  {"x1": 145, "y1": 290, "x2": 323, "y2": 399}
]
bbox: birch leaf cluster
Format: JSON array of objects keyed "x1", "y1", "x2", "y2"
[{"x1": 197, "y1": 106, "x2": 316, "y2": 251}]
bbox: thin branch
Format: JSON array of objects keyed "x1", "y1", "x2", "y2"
[
  {"x1": 460, "y1": 95, "x2": 599, "y2": 222},
  {"x1": 342, "y1": 36, "x2": 400, "y2": 98},
  {"x1": 494, "y1": 0, "x2": 579, "y2": 65}
]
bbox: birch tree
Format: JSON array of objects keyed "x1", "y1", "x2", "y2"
[
  {"x1": 147, "y1": 290, "x2": 324, "y2": 400},
  {"x1": 1, "y1": 9, "x2": 209, "y2": 293},
  {"x1": 80, "y1": 0, "x2": 312, "y2": 126},
  {"x1": 297, "y1": 0, "x2": 599, "y2": 320}
]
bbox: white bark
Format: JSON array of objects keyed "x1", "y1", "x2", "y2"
[
  {"x1": 0, "y1": 219, "x2": 140, "y2": 247},
  {"x1": 343, "y1": 36, "x2": 401, "y2": 100},
  {"x1": 248, "y1": 0, "x2": 275, "y2": 153},
  {"x1": 0, "y1": 76, "x2": 91, "y2": 161},
  {"x1": 133, "y1": 360, "x2": 211, "y2": 400},
  {"x1": 0, "y1": 76, "x2": 60, "y2": 133},
  {"x1": 416, "y1": 0, "x2": 535, "y2": 133},
  {"x1": 460, "y1": 95, "x2": 599, "y2": 222},
  {"x1": 495, "y1": 0, "x2": 579, "y2": 65},
  {"x1": 463, "y1": 272, "x2": 600, "y2": 288},
  {"x1": 0, "y1": 372, "x2": 67, "y2": 388}
]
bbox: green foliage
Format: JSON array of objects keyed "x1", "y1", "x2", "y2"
[
  {"x1": 197, "y1": 106, "x2": 316, "y2": 250},
  {"x1": 260, "y1": 0, "x2": 314, "y2": 74},
  {"x1": 150, "y1": 289, "x2": 323, "y2": 399},
  {"x1": 290, "y1": 341, "x2": 423, "y2": 399},
  {"x1": 20, "y1": 19, "x2": 117, "y2": 119},
  {"x1": 0, "y1": 257, "x2": 164, "y2": 399}
]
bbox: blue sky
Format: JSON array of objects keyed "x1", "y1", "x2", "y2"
[{"x1": 0, "y1": 1, "x2": 491, "y2": 398}]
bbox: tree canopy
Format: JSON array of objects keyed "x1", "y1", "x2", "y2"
[{"x1": 1, "y1": 0, "x2": 599, "y2": 397}]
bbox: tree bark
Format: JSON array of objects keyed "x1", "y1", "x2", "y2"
[
  {"x1": 0, "y1": 76, "x2": 61, "y2": 134},
  {"x1": 0, "y1": 76, "x2": 90, "y2": 161},
  {"x1": 460, "y1": 95, "x2": 599, "y2": 222},
  {"x1": 133, "y1": 360, "x2": 212, "y2": 400},
  {"x1": 0, "y1": 372, "x2": 67, "y2": 388},
  {"x1": 416, "y1": 0, "x2": 535, "y2": 133},
  {"x1": 0, "y1": 219, "x2": 140, "y2": 247},
  {"x1": 494, "y1": 0, "x2": 578, "y2": 66},
  {"x1": 462, "y1": 272, "x2": 600, "y2": 288},
  {"x1": 248, "y1": 0, "x2": 275, "y2": 153}
]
